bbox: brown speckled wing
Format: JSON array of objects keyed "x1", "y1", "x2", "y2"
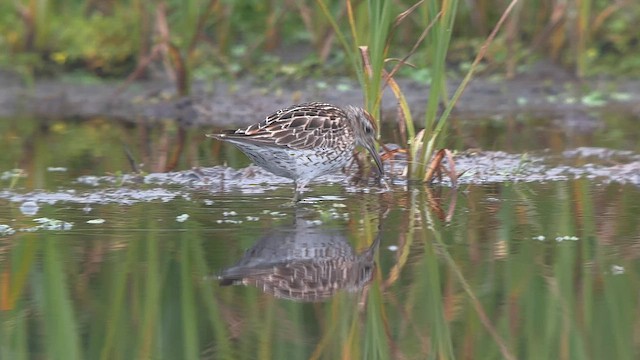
[{"x1": 215, "y1": 102, "x2": 349, "y2": 150}]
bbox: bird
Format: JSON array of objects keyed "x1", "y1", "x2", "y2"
[
  {"x1": 207, "y1": 102, "x2": 384, "y2": 201},
  {"x1": 218, "y1": 212, "x2": 381, "y2": 302}
]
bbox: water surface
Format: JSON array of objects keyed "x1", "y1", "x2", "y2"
[{"x1": 1, "y1": 113, "x2": 639, "y2": 359}]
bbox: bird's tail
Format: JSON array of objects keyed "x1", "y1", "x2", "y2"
[{"x1": 206, "y1": 130, "x2": 237, "y2": 140}]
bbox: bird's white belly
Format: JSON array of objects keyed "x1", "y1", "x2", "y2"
[{"x1": 236, "y1": 144, "x2": 353, "y2": 181}]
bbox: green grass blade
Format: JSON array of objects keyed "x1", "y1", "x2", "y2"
[{"x1": 42, "y1": 238, "x2": 82, "y2": 360}]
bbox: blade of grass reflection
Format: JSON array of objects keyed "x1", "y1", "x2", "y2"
[
  {"x1": 159, "y1": 253, "x2": 189, "y2": 359},
  {"x1": 532, "y1": 182, "x2": 580, "y2": 357},
  {"x1": 277, "y1": 302, "x2": 305, "y2": 360},
  {"x1": 0, "y1": 270, "x2": 8, "y2": 310},
  {"x1": 601, "y1": 186, "x2": 639, "y2": 359},
  {"x1": 16, "y1": 308, "x2": 27, "y2": 360},
  {"x1": 344, "y1": 299, "x2": 361, "y2": 360},
  {"x1": 555, "y1": 183, "x2": 590, "y2": 358},
  {"x1": 309, "y1": 295, "x2": 358, "y2": 359},
  {"x1": 523, "y1": 277, "x2": 548, "y2": 359},
  {"x1": 361, "y1": 208, "x2": 391, "y2": 359},
  {"x1": 364, "y1": 280, "x2": 391, "y2": 359},
  {"x1": 495, "y1": 184, "x2": 517, "y2": 353},
  {"x1": 388, "y1": 191, "x2": 431, "y2": 355},
  {"x1": 518, "y1": 185, "x2": 561, "y2": 357},
  {"x1": 419, "y1": 191, "x2": 516, "y2": 360},
  {"x1": 602, "y1": 273, "x2": 635, "y2": 359},
  {"x1": 43, "y1": 238, "x2": 81, "y2": 359},
  {"x1": 502, "y1": 184, "x2": 548, "y2": 357},
  {"x1": 137, "y1": 231, "x2": 161, "y2": 360},
  {"x1": 237, "y1": 280, "x2": 260, "y2": 359},
  {"x1": 415, "y1": 191, "x2": 454, "y2": 359},
  {"x1": 387, "y1": 288, "x2": 430, "y2": 356},
  {"x1": 423, "y1": 242, "x2": 454, "y2": 359},
  {"x1": 382, "y1": 223, "x2": 411, "y2": 288},
  {"x1": 9, "y1": 236, "x2": 39, "y2": 309},
  {"x1": 99, "y1": 237, "x2": 138, "y2": 360},
  {"x1": 216, "y1": 229, "x2": 265, "y2": 360},
  {"x1": 235, "y1": 286, "x2": 260, "y2": 359},
  {"x1": 551, "y1": 182, "x2": 587, "y2": 358},
  {"x1": 541, "y1": 277, "x2": 561, "y2": 358},
  {"x1": 574, "y1": 179, "x2": 595, "y2": 342},
  {"x1": 180, "y1": 240, "x2": 199, "y2": 360},
  {"x1": 592, "y1": 194, "x2": 634, "y2": 358},
  {"x1": 0, "y1": 298, "x2": 28, "y2": 360},
  {"x1": 190, "y1": 240, "x2": 233, "y2": 359},
  {"x1": 547, "y1": 262, "x2": 588, "y2": 359},
  {"x1": 258, "y1": 297, "x2": 275, "y2": 360}
]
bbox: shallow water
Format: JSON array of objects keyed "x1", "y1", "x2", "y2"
[{"x1": 1, "y1": 113, "x2": 639, "y2": 359}]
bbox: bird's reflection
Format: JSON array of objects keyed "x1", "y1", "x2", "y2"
[{"x1": 218, "y1": 214, "x2": 381, "y2": 302}]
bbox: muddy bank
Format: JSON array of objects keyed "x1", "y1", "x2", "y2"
[{"x1": 1, "y1": 62, "x2": 638, "y2": 126}]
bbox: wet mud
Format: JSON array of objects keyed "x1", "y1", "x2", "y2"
[{"x1": 1, "y1": 61, "x2": 639, "y2": 126}]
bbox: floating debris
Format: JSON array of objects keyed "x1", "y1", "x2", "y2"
[
  {"x1": 216, "y1": 219, "x2": 243, "y2": 224},
  {"x1": 25, "y1": 218, "x2": 74, "y2": 231},
  {"x1": 176, "y1": 214, "x2": 189, "y2": 222},
  {"x1": 555, "y1": 235, "x2": 579, "y2": 242},
  {"x1": 262, "y1": 210, "x2": 286, "y2": 217},
  {"x1": 610, "y1": 92, "x2": 632, "y2": 101},
  {"x1": 19, "y1": 201, "x2": 39, "y2": 216},
  {"x1": 87, "y1": 219, "x2": 106, "y2": 224},
  {"x1": 0, "y1": 224, "x2": 15, "y2": 236},
  {"x1": 0, "y1": 169, "x2": 26, "y2": 181},
  {"x1": 611, "y1": 265, "x2": 625, "y2": 275}
]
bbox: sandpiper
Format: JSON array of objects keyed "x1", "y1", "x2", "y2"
[{"x1": 207, "y1": 102, "x2": 383, "y2": 201}]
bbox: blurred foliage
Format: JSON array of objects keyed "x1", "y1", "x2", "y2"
[
  {"x1": 53, "y1": 13, "x2": 138, "y2": 75},
  {"x1": 0, "y1": 0, "x2": 638, "y2": 79}
]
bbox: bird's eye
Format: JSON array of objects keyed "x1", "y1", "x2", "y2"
[{"x1": 364, "y1": 126, "x2": 373, "y2": 134}]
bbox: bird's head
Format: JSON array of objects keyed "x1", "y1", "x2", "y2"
[{"x1": 344, "y1": 106, "x2": 384, "y2": 176}]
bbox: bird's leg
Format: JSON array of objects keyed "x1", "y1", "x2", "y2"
[
  {"x1": 281, "y1": 182, "x2": 303, "y2": 207},
  {"x1": 286, "y1": 180, "x2": 301, "y2": 204},
  {"x1": 292, "y1": 180, "x2": 308, "y2": 203}
]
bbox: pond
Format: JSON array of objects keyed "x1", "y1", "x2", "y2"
[{"x1": 0, "y1": 111, "x2": 639, "y2": 359}]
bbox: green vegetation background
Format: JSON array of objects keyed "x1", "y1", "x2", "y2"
[{"x1": 1, "y1": 0, "x2": 639, "y2": 80}]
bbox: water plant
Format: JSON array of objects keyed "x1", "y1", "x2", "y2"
[{"x1": 318, "y1": 0, "x2": 520, "y2": 183}]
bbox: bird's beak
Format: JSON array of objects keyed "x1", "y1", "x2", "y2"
[{"x1": 364, "y1": 141, "x2": 384, "y2": 176}]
